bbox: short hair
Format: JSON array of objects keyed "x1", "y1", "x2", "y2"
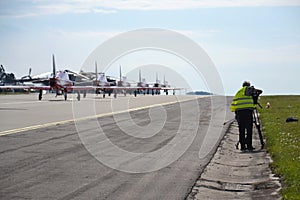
[{"x1": 242, "y1": 81, "x2": 250, "y2": 87}]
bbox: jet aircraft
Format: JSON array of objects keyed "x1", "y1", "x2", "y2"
[
  {"x1": 0, "y1": 55, "x2": 94, "y2": 101},
  {"x1": 0, "y1": 56, "x2": 184, "y2": 100}
]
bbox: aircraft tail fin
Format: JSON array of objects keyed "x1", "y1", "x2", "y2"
[
  {"x1": 52, "y1": 54, "x2": 56, "y2": 78},
  {"x1": 95, "y1": 61, "x2": 98, "y2": 81},
  {"x1": 139, "y1": 69, "x2": 141, "y2": 83},
  {"x1": 119, "y1": 65, "x2": 122, "y2": 81}
]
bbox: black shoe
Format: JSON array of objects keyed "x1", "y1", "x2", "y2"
[{"x1": 247, "y1": 147, "x2": 255, "y2": 151}]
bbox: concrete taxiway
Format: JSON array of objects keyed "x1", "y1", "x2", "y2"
[
  {"x1": 0, "y1": 93, "x2": 232, "y2": 199},
  {"x1": 0, "y1": 93, "x2": 198, "y2": 134}
]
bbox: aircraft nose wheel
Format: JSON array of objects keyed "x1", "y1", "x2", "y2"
[
  {"x1": 38, "y1": 90, "x2": 43, "y2": 100},
  {"x1": 64, "y1": 91, "x2": 67, "y2": 101},
  {"x1": 77, "y1": 92, "x2": 81, "y2": 101}
]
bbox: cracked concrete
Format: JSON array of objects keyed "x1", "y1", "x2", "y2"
[{"x1": 187, "y1": 121, "x2": 282, "y2": 200}]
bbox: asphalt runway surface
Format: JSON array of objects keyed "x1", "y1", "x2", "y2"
[
  {"x1": 0, "y1": 93, "x2": 198, "y2": 133},
  {"x1": 0, "y1": 93, "x2": 233, "y2": 199}
]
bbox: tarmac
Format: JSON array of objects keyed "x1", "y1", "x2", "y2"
[
  {"x1": 0, "y1": 94, "x2": 231, "y2": 199},
  {"x1": 0, "y1": 93, "x2": 198, "y2": 133},
  {"x1": 186, "y1": 120, "x2": 282, "y2": 200},
  {"x1": 0, "y1": 94, "x2": 282, "y2": 199}
]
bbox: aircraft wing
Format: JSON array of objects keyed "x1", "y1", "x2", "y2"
[
  {"x1": 68, "y1": 86, "x2": 94, "y2": 90},
  {"x1": 94, "y1": 86, "x2": 162, "y2": 90},
  {"x1": 0, "y1": 85, "x2": 32, "y2": 90},
  {"x1": 93, "y1": 86, "x2": 185, "y2": 92},
  {"x1": 0, "y1": 85, "x2": 51, "y2": 90},
  {"x1": 1, "y1": 85, "x2": 140, "y2": 91},
  {"x1": 162, "y1": 87, "x2": 184, "y2": 90},
  {"x1": 1, "y1": 85, "x2": 183, "y2": 91},
  {"x1": 0, "y1": 85, "x2": 95, "y2": 91}
]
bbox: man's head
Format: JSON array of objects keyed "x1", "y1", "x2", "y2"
[{"x1": 242, "y1": 81, "x2": 250, "y2": 87}]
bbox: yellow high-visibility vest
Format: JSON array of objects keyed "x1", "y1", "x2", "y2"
[{"x1": 230, "y1": 86, "x2": 255, "y2": 112}]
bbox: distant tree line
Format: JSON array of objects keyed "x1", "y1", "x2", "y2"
[{"x1": 186, "y1": 91, "x2": 213, "y2": 95}]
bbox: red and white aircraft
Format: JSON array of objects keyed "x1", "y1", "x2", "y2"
[
  {"x1": 94, "y1": 64, "x2": 141, "y2": 98},
  {"x1": 0, "y1": 56, "x2": 183, "y2": 101},
  {"x1": 94, "y1": 62, "x2": 116, "y2": 98},
  {"x1": 136, "y1": 71, "x2": 182, "y2": 96},
  {"x1": 0, "y1": 55, "x2": 94, "y2": 101}
]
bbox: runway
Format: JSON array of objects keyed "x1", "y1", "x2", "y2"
[
  {"x1": 0, "y1": 93, "x2": 233, "y2": 199},
  {"x1": 0, "y1": 93, "x2": 197, "y2": 134}
]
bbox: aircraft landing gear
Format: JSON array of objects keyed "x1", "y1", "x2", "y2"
[
  {"x1": 134, "y1": 90, "x2": 137, "y2": 97},
  {"x1": 77, "y1": 92, "x2": 81, "y2": 101},
  {"x1": 64, "y1": 89, "x2": 67, "y2": 101},
  {"x1": 38, "y1": 89, "x2": 43, "y2": 100},
  {"x1": 102, "y1": 89, "x2": 106, "y2": 98}
]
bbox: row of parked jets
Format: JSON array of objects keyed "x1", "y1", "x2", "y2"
[{"x1": 0, "y1": 55, "x2": 182, "y2": 101}]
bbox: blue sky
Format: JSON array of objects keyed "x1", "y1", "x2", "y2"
[{"x1": 0, "y1": 0, "x2": 300, "y2": 95}]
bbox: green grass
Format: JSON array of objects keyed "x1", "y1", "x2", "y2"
[{"x1": 258, "y1": 95, "x2": 300, "y2": 200}]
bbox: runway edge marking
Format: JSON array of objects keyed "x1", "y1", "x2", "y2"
[{"x1": 0, "y1": 96, "x2": 203, "y2": 137}]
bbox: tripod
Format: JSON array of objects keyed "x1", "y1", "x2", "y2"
[
  {"x1": 252, "y1": 105, "x2": 265, "y2": 149},
  {"x1": 235, "y1": 105, "x2": 265, "y2": 150}
]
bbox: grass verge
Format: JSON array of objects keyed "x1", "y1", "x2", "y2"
[{"x1": 259, "y1": 95, "x2": 300, "y2": 199}]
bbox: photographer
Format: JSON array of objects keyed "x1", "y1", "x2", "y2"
[{"x1": 230, "y1": 81, "x2": 262, "y2": 151}]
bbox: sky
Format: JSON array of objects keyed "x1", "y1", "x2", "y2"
[{"x1": 0, "y1": 0, "x2": 300, "y2": 95}]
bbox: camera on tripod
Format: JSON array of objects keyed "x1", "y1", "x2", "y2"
[{"x1": 250, "y1": 86, "x2": 263, "y2": 107}]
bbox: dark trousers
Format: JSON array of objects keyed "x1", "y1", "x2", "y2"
[{"x1": 236, "y1": 109, "x2": 253, "y2": 149}]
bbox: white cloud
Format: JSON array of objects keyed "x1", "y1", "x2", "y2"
[
  {"x1": 92, "y1": 8, "x2": 117, "y2": 14},
  {"x1": 48, "y1": 29, "x2": 220, "y2": 43},
  {"x1": 72, "y1": 0, "x2": 300, "y2": 10},
  {"x1": 2, "y1": 0, "x2": 300, "y2": 18},
  {"x1": 49, "y1": 30, "x2": 123, "y2": 40}
]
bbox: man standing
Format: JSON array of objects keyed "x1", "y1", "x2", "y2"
[{"x1": 230, "y1": 81, "x2": 258, "y2": 151}]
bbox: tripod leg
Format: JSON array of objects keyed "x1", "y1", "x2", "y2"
[
  {"x1": 253, "y1": 109, "x2": 265, "y2": 149},
  {"x1": 256, "y1": 124, "x2": 265, "y2": 149}
]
